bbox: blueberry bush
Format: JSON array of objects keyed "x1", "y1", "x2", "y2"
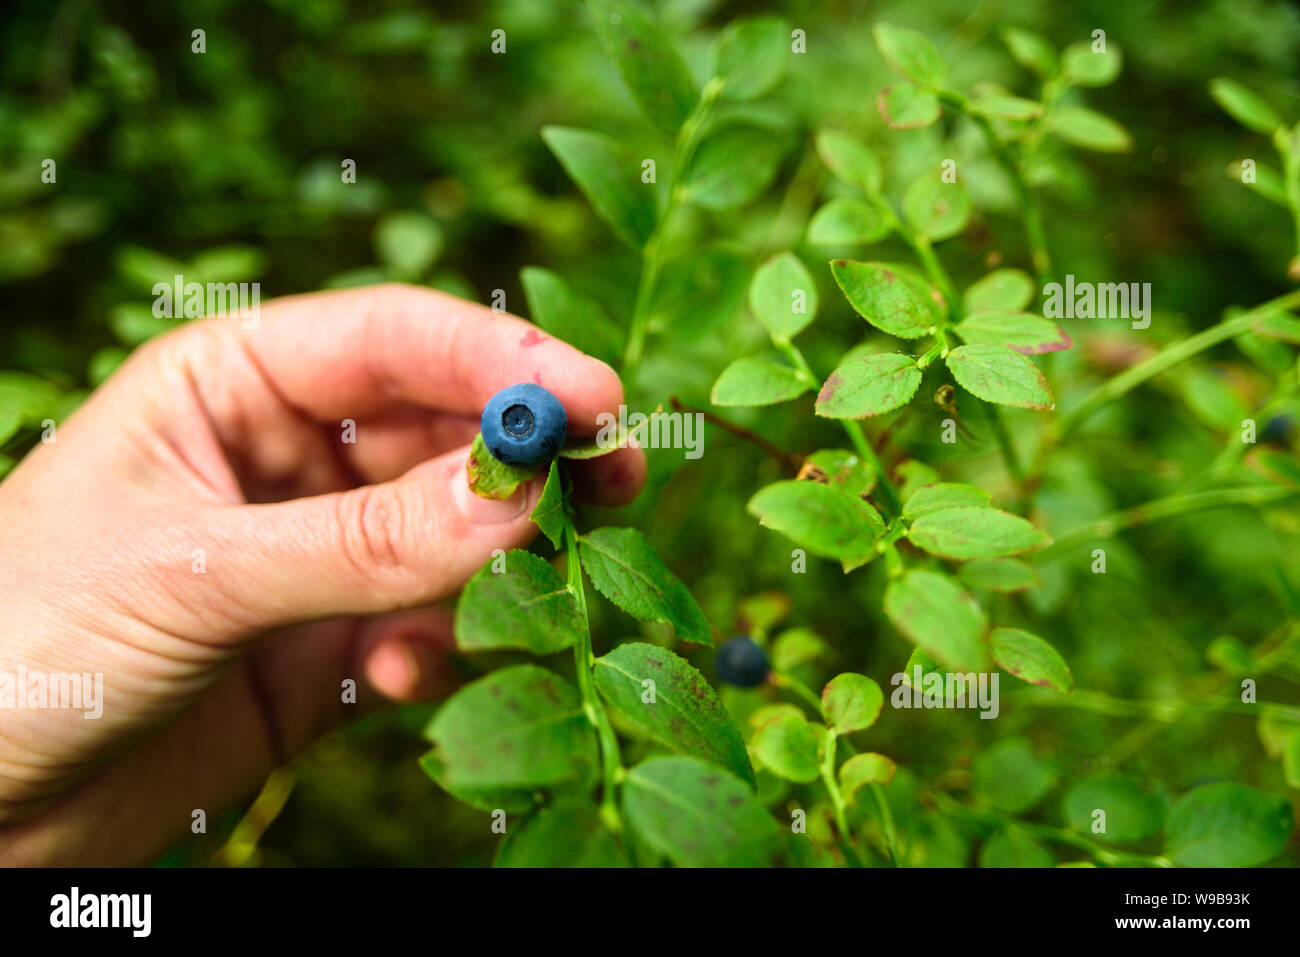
[{"x1": 3, "y1": 0, "x2": 1300, "y2": 867}]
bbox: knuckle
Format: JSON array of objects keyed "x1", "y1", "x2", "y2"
[{"x1": 336, "y1": 486, "x2": 414, "y2": 586}]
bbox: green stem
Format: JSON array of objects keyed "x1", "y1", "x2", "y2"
[
  {"x1": 869, "y1": 782, "x2": 901, "y2": 867},
  {"x1": 1018, "y1": 686, "x2": 1300, "y2": 724},
  {"x1": 1273, "y1": 125, "x2": 1300, "y2": 265},
  {"x1": 907, "y1": 232, "x2": 960, "y2": 315},
  {"x1": 1051, "y1": 287, "x2": 1300, "y2": 440},
  {"x1": 926, "y1": 789, "x2": 1172, "y2": 867},
  {"x1": 622, "y1": 81, "x2": 721, "y2": 388},
  {"x1": 562, "y1": 512, "x2": 624, "y2": 830},
  {"x1": 1033, "y1": 484, "x2": 1300, "y2": 561},
  {"x1": 892, "y1": 208, "x2": 1028, "y2": 496},
  {"x1": 770, "y1": 669, "x2": 823, "y2": 711},
  {"x1": 947, "y1": 92, "x2": 1054, "y2": 289},
  {"x1": 775, "y1": 336, "x2": 902, "y2": 515},
  {"x1": 819, "y1": 729, "x2": 864, "y2": 867}
]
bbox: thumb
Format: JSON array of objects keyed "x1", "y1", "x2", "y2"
[{"x1": 201, "y1": 444, "x2": 544, "y2": 634}]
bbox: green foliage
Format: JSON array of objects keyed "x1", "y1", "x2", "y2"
[
  {"x1": 454, "y1": 550, "x2": 581, "y2": 654},
  {"x1": 592, "y1": 642, "x2": 753, "y2": 785},
  {"x1": 4, "y1": 0, "x2": 1297, "y2": 870},
  {"x1": 579, "y1": 527, "x2": 713, "y2": 645}
]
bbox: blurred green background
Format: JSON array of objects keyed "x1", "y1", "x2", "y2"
[{"x1": 3, "y1": 0, "x2": 1300, "y2": 866}]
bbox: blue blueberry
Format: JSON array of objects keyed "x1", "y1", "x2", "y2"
[
  {"x1": 1262, "y1": 414, "x2": 1295, "y2": 446},
  {"x1": 715, "y1": 636, "x2": 770, "y2": 687},
  {"x1": 480, "y1": 383, "x2": 568, "y2": 468}
]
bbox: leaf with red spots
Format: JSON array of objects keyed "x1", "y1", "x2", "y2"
[{"x1": 594, "y1": 642, "x2": 754, "y2": 786}]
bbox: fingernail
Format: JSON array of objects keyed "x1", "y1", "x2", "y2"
[{"x1": 450, "y1": 463, "x2": 533, "y2": 524}]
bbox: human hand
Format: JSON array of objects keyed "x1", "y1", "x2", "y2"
[{"x1": 0, "y1": 283, "x2": 644, "y2": 865}]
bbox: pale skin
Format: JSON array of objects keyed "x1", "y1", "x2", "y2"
[{"x1": 0, "y1": 284, "x2": 645, "y2": 865}]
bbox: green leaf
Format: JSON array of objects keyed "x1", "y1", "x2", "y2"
[
  {"x1": 579, "y1": 527, "x2": 712, "y2": 645},
  {"x1": 972, "y1": 738, "x2": 1055, "y2": 814},
  {"x1": 821, "y1": 673, "x2": 884, "y2": 733},
  {"x1": 455, "y1": 550, "x2": 583, "y2": 654},
  {"x1": 877, "y1": 83, "x2": 942, "y2": 130},
  {"x1": 815, "y1": 352, "x2": 921, "y2": 418},
  {"x1": 814, "y1": 129, "x2": 882, "y2": 194},
  {"x1": 736, "y1": 592, "x2": 793, "y2": 634},
  {"x1": 466, "y1": 433, "x2": 536, "y2": 500},
  {"x1": 749, "y1": 252, "x2": 818, "y2": 338},
  {"x1": 807, "y1": 197, "x2": 892, "y2": 245},
  {"x1": 831, "y1": 260, "x2": 936, "y2": 339},
  {"x1": 1063, "y1": 772, "x2": 1166, "y2": 846},
  {"x1": 1061, "y1": 42, "x2": 1122, "y2": 87},
  {"x1": 418, "y1": 749, "x2": 535, "y2": 815},
  {"x1": 979, "y1": 828, "x2": 1054, "y2": 867},
  {"x1": 959, "y1": 557, "x2": 1042, "y2": 593},
  {"x1": 714, "y1": 16, "x2": 789, "y2": 100},
  {"x1": 114, "y1": 244, "x2": 187, "y2": 294},
  {"x1": 1234, "y1": 159, "x2": 1289, "y2": 206},
  {"x1": 873, "y1": 23, "x2": 945, "y2": 87},
  {"x1": 954, "y1": 310, "x2": 1072, "y2": 355},
  {"x1": 711, "y1": 356, "x2": 809, "y2": 407},
  {"x1": 903, "y1": 175, "x2": 971, "y2": 242},
  {"x1": 990, "y1": 627, "x2": 1073, "y2": 692},
  {"x1": 771, "y1": 626, "x2": 833, "y2": 670},
  {"x1": 1001, "y1": 27, "x2": 1056, "y2": 78},
  {"x1": 594, "y1": 642, "x2": 754, "y2": 785},
  {"x1": 683, "y1": 124, "x2": 786, "y2": 210},
  {"x1": 647, "y1": 248, "x2": 750, "y2": 338},
  {"x1": 967, "y1": 95, "x2": 1043, "y2": 120},
  {"x1": 945, "y1": 344, "x2": 1054, "y2": 410},
  {"x1": 752, "y1": 713, "x2": 822, "y2": 782},
  {"x1": 426, "y1": 664, "x2": 598, "y2": 790},
  {"x1": 586, "y1": 0, "x2": 696, "y2": 134},
  {"x1": 907, "y1": 506, "x2": 1051, "y2": 559},
  {"x1": 747, "y1": 480, "x2": 886, "y2": 566},
  {"x1": 901, "y1": 646, "x2": 943, "y2": 688},
  {"x1": 839, "y1": 753, "x2": 897, "y2": 801},
  {"x1": 520, "y1": 267, "x2": 623, "y2": 366},
  {"x1": 623, "y1": 756, "x2": 783, "y2": 866},
  {"x1": 883, "y1": 569, "x2": 987, "y2": 671},
  {"x1": 374, "y1": 211, "x2": 443, "y2": 279},
  {"x1": 1208, "y1": 78, "x2": 1282, "y2": 134},
  {"x1": 109, "y1": 303, "x2": 177, "y2": 346},
  {"x1": 801, "y1": 449, "x2": 875, "y2": 497},
  {"x1": 0, "y1": 406, "x2": 20, "y2": 446},
  {"x1": 530, "y1": 460, "x2": 565, "y2": 549},
  {"x1": 1164, "y1": 782, "x2": 1293, "y2": 867},
  {"x1": 902, "y1": 482, "x2": 994, "y2": 517},
  {"x1": 963, "y1": 268, "x2": 1035, "y2": 313},
  {"x1": 189, "y1": 244, "x2": 267, "y2": 284},
  {"x1": 541, "y1": 125, "x2": 656, "y2": 248},
  {"x1": 495, "y1": 802, "x2": 629, "y2": 867},
  {"x1": 1047, "y1": 106, "x2": 1133, "y2": 152},
  {"x1": 0, "y1": 372, "x2": 62, "y2": 425}
]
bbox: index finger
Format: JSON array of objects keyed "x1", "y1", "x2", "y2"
[{"x1": 240, "y1": 283, "x2": 625, "y2": 434}]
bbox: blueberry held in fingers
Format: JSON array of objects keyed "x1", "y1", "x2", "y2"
[
  {"x1": 715, "y1": 635, "x2": 770, "y2": 687},
  {"x1": 480, "y1": 383, "x2": 568, "y2": 468}
]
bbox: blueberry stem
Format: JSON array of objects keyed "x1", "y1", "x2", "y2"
[{"x1": 562, "y1": 502, "x2": 624, "y2": 833}]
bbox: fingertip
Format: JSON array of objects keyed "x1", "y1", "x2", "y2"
[{"x1": 568, "y1": 446, "x2": 647, "y2": 507}]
